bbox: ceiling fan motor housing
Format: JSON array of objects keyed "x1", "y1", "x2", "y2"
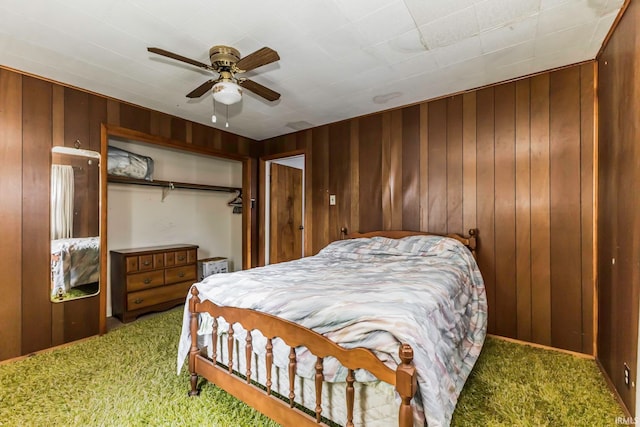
[{"x1": 209, "y1": 45, "x2": 241, "y2": 69}]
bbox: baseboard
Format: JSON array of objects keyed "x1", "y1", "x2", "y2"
[
  {"x1": 488, "y1": 334, "x2": 594, "y2": 359},
  {"x1": 595, "y1": 358, "x2": 633, "y2": 419}
]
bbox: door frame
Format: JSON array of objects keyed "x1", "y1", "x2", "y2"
[{"x1": 259, "y1": 150, "x2": 306, "y2": 266}]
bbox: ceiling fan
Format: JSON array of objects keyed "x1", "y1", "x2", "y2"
[{"x1": 147, "y1": 45, "x2": 281, "y2": 105}]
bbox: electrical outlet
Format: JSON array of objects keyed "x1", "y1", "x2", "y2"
[
  {"x1": 624, "y1": 363, "x2": 630, "y2": 388},
  {"x1": 329, "y1": 194, "x2": 336, "y2": 205}
]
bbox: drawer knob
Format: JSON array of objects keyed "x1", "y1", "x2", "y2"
[
  {"x1": 143, "y1": 278, "x2": 152, "y2": 284},
  {"x1": 143, "y1": 260, "x2": 151, "y2": 266},
  {"x1": 178, "y1": 256, "x2": 185, "y2": 261},
  {"x1": 134, "y1": 298, "x2": 143, "y2": 304},
  {"x1": 178, "y1": 272, "x2": 185, "y2": 278}
]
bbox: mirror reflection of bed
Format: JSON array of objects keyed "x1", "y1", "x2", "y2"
[{"x1": 50, "y1": 145, "x2": 101, "y2": 302}]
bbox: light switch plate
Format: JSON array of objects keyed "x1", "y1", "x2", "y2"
[{"x1": 329, "y1": 194, "x2": 336, "y2": 205}]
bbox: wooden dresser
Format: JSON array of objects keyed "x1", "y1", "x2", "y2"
[{"x1": 110, "y1": 244, "x2": 198, "y2": 323}]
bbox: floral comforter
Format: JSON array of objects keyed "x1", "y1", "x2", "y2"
[{"x1": 177, "y1": 235, "x2": 487, "y2": 426}]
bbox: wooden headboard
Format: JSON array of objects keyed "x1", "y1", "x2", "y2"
[{"x1": 344, "y1": 229, "x2": 478, "y2": 258}]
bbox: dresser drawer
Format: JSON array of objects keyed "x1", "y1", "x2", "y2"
[
  {"x1": 125, "y1": 256, "x2": 138, "y2": 273},
  {"x1": 127, "y1": 281, "x2": 193, "y2": 311},
  {"x1": 126, "y1": 270, "x2": 165, "y2": 292},
  {"x1": 127, "y1": 254, "x2": 158, "y2": 272},
  {"x1": 174, "y1": 250, "x2": 188, "y2": 265},
  {"x1": 153, "y1": 253, "x2": 165, "y2": 269},
  {"x1": 165, "y1": 251, "x2": 175, "y2": 267},
  {"x1": 139, "y1": 254, "x2": 154, "y2": 271},
  {"x1": 165, "y1": 265, "x2": 196, "y2": 285}
]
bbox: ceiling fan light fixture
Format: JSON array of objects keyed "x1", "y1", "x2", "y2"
[{"x1": 212, "y1": 81, "x2": 243, "y2": 105}]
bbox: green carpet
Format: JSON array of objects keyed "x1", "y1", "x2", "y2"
[{"x1": 0, "y1": 308, "x2": 624, "y2": 426}]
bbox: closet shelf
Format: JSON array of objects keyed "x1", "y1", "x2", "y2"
[{"x1": 107, "y1": 175, "x2": 241, "y2": 194}]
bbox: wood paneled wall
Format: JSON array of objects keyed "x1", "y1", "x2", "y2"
[
  {"x1": 0, "y1": 67, "x2": 259, "y2": 361},
  {"x1": 597, "y1": 0, "x2": 640, "y2": 414},
  {"x1": 261, "y1": 63, "x2": 596, "y2": 354}
]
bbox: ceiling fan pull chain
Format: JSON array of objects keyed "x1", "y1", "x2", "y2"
[
  {"x1": 211, "y1": 97, "x2": 217, "y2": 123},
  {"x1": 225, "y1": 104, "x2": 229, "y2": 128}
]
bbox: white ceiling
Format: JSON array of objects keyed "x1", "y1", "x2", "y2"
[{"x1": 0, "y1": 0, "x2": 623, "y2": 141}]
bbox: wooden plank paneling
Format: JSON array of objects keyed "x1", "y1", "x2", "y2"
[
  {"x1": 402, "y1": 105, "x2": 420, "y2": 231},
  {"x1": 63, "y1": 295, "x2": 100, "y2": 343},
  {"x1": 462, "y1": 93, "x2": 476, "y2": 234},
  {"x1": 52, "y1": 86, "x2": 64, "y2": 147},
  {"x1": 381, "y1": 112, "x2": 392, "y2": 230},
  {"x1": 0, "y1": 69, "x2": 23, "y2": 360},
  {"x1": 106, "y1": 100, "x2": 120, "y2": 126},
  {"x1": 150, "y1": 111, "x2": 172, "y2": 139},
  {"x1": 192, "y1": 123, "x2": 214, "y2": 150},
  {"x1": 88, "y1": 95, "x2": 107, "y2": 152},
  {"x1": 349, "y1": 121, "x2": 360, "y2": 235},
  {"x1": 329, "y1": 122, "x2": 350, "y2": 242},
  {"x1": 257, "y1": 64, "x2": 597, "y2": 355},
  {"x1": 21, "y1": 76, "x2": 53, "y2": 354},
  {"x1": 427, "y1": 99, "x2": 448, "y2": 234},
  {"x1": 515, "y1": 79, "x2": 532, "y2": 342},
  {"x1": 64, "y1": 87, "x2": 89, "y2": 148},
  {"x1": 549, "y1": 67, "x2": 583, "y2": 352},
  {"x1": 119, "y1": 103, "x2": 151, "y2": 135},
  {"x1": 302, "y1": 130, "x2": 313, "y2": 257},
  {"x1": 390, "y1": 110, "x2": 403, "y2": 230},
  {"x1": 493, "y1": 83, "x2": 517, "y2": 338},
  {"x1": 311, "y1": 126, "x2": 329, "y2": 254},
  {"x1": 170, "y1": 116, "x2": 186, "y2": 141},
  {"x1": 530, "y1": 73, "x2": 551, "y2": 346},
  {"x1": 446, "y1": 96, "x2": 463, "y2": 234},
  {"x1": 597, "y1": 0, "x2": 640, "y2": 412},
  {"x1": 419, "y1": 104, "x2": 429, "y2": 231},
  {"x1": 358, "y1": 115, "x2": 382, "y2": 232},
  {"x1": 476, "y1": 87, "x2": 496, "y2": 333},
  {"x1": 579, "y1": 63, "x2": 594, "y2": 355}
]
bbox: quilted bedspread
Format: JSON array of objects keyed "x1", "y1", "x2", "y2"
[{"x1": 177, "y1": 235, "x2": 487, "y2": 426}]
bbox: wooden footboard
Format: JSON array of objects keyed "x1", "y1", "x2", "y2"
[{"x1": 188, "y1": 286, "x2": 418, "y2": 427}]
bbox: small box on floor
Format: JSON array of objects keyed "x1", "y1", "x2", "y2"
[{"x1": 198, "y1": 257, "x2": 228, "y2": 280}]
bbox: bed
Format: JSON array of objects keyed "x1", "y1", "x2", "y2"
[
  {"x1": 50, "y1": 236, "x2": 100, "y2": 299},
  {"x1": 177, "y1": 230, "x2": 487, "y2": 426}
]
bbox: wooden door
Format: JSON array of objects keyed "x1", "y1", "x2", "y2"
[{"x1": 269, "y1": 163, "x2": 303, "y2": 264}]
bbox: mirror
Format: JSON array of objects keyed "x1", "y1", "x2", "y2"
[{"x1": 50, "y1": 146, "x2": 101, "y2": 302}]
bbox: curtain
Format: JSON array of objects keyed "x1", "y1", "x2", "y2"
[{"x1": 51, "y1": 164, "x2": 74, "y2": 240}]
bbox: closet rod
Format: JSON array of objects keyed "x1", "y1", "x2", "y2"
[{"x1": 107, "y1": 175, "x2": 241, "y2": 193}]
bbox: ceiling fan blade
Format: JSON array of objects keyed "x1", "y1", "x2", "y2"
[
  {"x1": 186, "y1": 79, "x2": 217, "y2": 98},
  {"x1": 148, "y1": 47, "x2": 214, "y2": 71},
  {"x1": 235, "y1": 47, "x2": 280, "y2": 72},
  {"x1": 239, "y1": 79, "x2": 281, "y2": 101}
]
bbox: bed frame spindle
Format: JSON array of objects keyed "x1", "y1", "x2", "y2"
[
  {"x1": 266, "y1": 338, "x2": 273, "y2": 395},
  {"x1": 346, "y1": 369, "x2": 355, "y2": 427},
  {"x1": 188, "y1": 289, "x2": 201, "y2": 397},
  {"x1": 245, "y1": 332, "x2": 253, "y2": 383},
  {"x1": 315, "y1": 357, "x2": 324, "y2": 422},
  {"x1": 396, "y1": 344, "x2": 417, "y2": 427},
  {"x1": 288, "y1": 347, "x2": 296, "y2": 407},
  {"x1": 211, "y1": 317, "x2": 218, "y2": 362},
  {"x1": 227, "y1": 324, "x2": 234, "y2": 374}
]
